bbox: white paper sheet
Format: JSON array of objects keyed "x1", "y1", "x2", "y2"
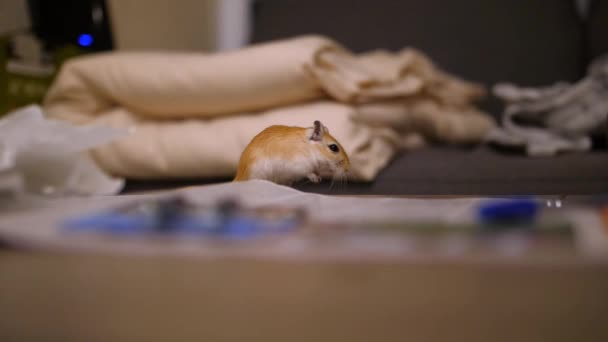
[{"x1": 1, "y1": 180, "x2": 605, "y2": 262}]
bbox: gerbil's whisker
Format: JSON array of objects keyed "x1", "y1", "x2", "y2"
[{"x1": 332, "y1": 170, "x2": 347, "y2": 190}]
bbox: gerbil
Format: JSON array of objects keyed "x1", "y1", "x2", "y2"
[{"x1": 234, "y1": 120, "x2": 350, "y2": 185}]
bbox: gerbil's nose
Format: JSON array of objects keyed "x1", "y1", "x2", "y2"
[{"x1": 340, "y1": 159, "x2": 349, "y2": 170}]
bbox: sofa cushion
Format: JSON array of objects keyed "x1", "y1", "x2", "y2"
[
  {"x1": 293, "y1": 147, "x2": 608, "y2": 195},
  {"x1": 587, "y1": 0, "x2": 608, "y2": 61}
]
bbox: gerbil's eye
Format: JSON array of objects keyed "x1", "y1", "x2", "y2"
[{"x1": 328, "y1": 144, "x2": 340, "y2": 153}]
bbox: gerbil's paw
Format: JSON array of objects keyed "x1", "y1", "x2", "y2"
[{"x1": 307, "y1": 173, "x2": 322, "y2": 183}]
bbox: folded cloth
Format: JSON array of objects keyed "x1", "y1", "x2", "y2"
[
  {"x1": 355, "y1": 99, "x2": 493, "y2": 146},
  {"x1": 487, "y1": 54, "x2": 608, "y2": 156},
  {"x1": 349, "y1": 49, "x2": 485, "y2": 105},
  {"x1": 45, "y1": 36, "x2": 333, "y2": 121},
  {"x1": 85, "y1": 102, "x2": 395, "y2": 181},
  {"x1": 44, "y1": 35, "x2": 494, "y2": 181}
]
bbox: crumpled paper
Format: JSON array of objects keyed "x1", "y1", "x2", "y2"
[{"x1": 0, "y1": 105, "x2": 128, "y2": 196}]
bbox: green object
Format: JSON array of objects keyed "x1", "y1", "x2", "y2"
[
  {"x1": 54, "y1": 44, "x2": 84, "y2": 68},
  {"x1": 0, "y1": 36, "x2": 8, "y2": 115},
  {"x1": 4, "y1": 65, "x2": 54, "y2": 113},
  {"x1": 1, "y1": 34, "x2": 86, "y2": 117}
]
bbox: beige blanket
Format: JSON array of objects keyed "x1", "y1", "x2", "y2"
[{"x1": 44, "y1": 35, "x2": 494, "y2": 181}]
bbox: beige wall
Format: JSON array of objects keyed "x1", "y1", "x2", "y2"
[
  {"x1": 107, "y1": 0, "x2": 218, "y2": 51},
  {"x1": 0, "y1": 0, "x2": 29, "y2": 35}
]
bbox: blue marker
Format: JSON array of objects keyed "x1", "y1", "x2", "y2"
[{"x1": 477, "y1": 198, "x2": 539, "y2": 225}]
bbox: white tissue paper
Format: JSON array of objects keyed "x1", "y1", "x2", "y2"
[{"x1": 0, "y1": 105, "x2": 128, "y2": 196}]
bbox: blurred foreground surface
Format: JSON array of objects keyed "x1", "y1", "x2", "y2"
[
  {"x1": 0, "y1": 181, "x2": 607, "y2": 341},
  {"x1": 1, "y1": 250, "x2": 607, "y2": 342}
]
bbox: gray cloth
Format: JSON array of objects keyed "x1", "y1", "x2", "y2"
[{"x1": 487, "y1": 55, "x2": 608, "y2": 156}]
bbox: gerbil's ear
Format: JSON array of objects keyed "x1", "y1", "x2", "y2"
[{"x1": 309, "y1": 120, "x2": 325, "y2": 141}]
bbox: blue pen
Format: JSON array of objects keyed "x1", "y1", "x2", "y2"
[{"x1": 477, "y1": 198, "x2": 539, "y2": 226}]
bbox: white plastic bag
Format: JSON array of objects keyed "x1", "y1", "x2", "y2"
[{"x1": 0, "y1": 105, "x2": 128, "y2": 196}]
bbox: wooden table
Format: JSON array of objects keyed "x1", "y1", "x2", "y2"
[{"x1": 1, "y1": 248, "x2": 607, "y2": 342}]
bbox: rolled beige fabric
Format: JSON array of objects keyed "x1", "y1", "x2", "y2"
[
  {"x1": 87, "y1": 102, "x2": 396, "y2": 181},
  {"x1": 44, "y1": 36, "x2": 336, "y2": 122},
  {"x1": 355, "y1": 99, "x2": 494, "y2": 144}
]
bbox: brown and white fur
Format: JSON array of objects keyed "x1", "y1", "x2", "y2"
[{"x1": 234, "y1": 120, "x2": 350, "y2": 185}]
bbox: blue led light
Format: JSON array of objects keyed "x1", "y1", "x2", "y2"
[{"x1": 78, "y1": 34, "x2": 94, "y2": 47}]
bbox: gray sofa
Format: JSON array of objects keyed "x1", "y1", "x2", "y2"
[{"x1": 123, "y1": 0, "x2": 608, "y2": 195}]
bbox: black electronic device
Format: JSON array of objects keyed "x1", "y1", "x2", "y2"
[{"x1": 27, "y1": 0, "x2": 113, "y2": 51}]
